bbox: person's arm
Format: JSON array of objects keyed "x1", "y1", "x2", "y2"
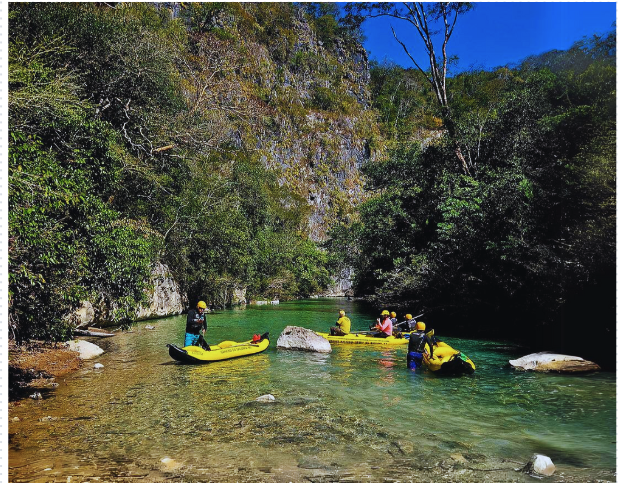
[{"x1": 425, "y1": 336, "x2": 434, "y2": 356}]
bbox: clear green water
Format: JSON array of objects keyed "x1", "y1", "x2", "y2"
[{"x1": 9, "y1": 299, "x2": 616, "y2": 482}]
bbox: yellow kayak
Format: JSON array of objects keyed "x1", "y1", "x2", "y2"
[
  {"x1": 316, "y1": 332, "x2": 409, "y2": 346},
  {"x1": 423, "y1": 339, "x2": 475, "y2": 374},
  {"x1": 167, "y1": 332, "x2": 269, "y2": 363}
]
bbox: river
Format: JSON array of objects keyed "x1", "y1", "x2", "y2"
[{"x1": 8, "y1": 298, "x2": 616, "y2": 482}]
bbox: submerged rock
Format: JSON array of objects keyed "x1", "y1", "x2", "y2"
[
  {"x1": 276, "y1": 326, "x2": 331, "y2": 353},
  {"x1": 509, "y1": 352, "x2": 600, "y2": 373},
  {"x1": 522, "y1": 454, "x2": 555, "y2": 476},
  {"x1": 256, "y1": 394, "x2": 275, "y2": 402},
  {"x1": 160, "y1": 457, "x2": 180, "y2": 471},
  {"x1": 65, "y1": 340, "x2": 105, "y2": 360}
]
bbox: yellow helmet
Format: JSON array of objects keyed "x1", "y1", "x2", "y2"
[
  {"x1": 390, "y1": 311, "x2": 396, "y2": 318},
  {"x1": 405, "y1": 314, "x2": 413, "y2": 320},
  {"x1": 381, "y1": 310, "x2": 390, "y2": 316},
  {"x1": 416, "y1": 321, "x2": 426, "y2": 331},
  {"x1": 197, "y1": 301, "x2": 207, "y2": 309},
  {"x1": 339, "y1": 310, "x2": 346, "y2": 317}
]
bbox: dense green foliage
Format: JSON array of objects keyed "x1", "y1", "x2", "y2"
[
  {"x1": 9, "y1": 3, "x2": 354, "y2": 341},
  {"x1": 10, "y1": 1, "x2": 615, "y2": 368},
  {"x1": 328, "y1": 31, "x2": 616, "y2": 363}
]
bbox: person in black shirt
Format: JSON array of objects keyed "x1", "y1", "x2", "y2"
[
  {"x1": 407, "y1": 322, "x2": 435, "y2": 370},
  {"x1": 185, "y1": 301, "x2": 208, "y2": 348}
]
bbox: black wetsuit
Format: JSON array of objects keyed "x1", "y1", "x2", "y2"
[
  {"x1": 407, "y1": 331, "x2": 435, "y2": 370},
  {"x1": 185, "y1": 308, "x2": 207, "y2": 347},
  {"x1": 186, "y1": 308, "x2": 207, "y2": 335}
]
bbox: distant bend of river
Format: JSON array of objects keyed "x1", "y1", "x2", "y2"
[{"x1": 9, "y1": 299, "x2": 615, "y2": 483}]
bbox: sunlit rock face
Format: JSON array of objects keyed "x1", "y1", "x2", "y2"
[
  {"x1": 67, "y1": 262, "x2": 187, "y2": 328},
  {"x1": 509, "y1": 352, "x2": 600, "y2": 372},
  {"x1": 277, "y1": 326, "x2": 331, "y2": 353},
  {"x1": 136, "y1": 262, "x2": 186, "y2": 320}
]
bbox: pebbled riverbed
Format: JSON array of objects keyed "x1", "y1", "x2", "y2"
[{"x1": 8, "y1": 299, "x2": 616, "y2": 482}]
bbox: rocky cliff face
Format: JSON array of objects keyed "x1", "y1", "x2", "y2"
[
  {"x1": 69, "y1": 262, "x2": 186, "y2": 328},
  {"x1": 136, "y1": 262, "x2": 186, "y2": 321},
  {"x1": 190, "y1": 3, "x2": 379, "y2": 241},
  {"x1": 253, "y1": 17, "x2": 377, "y2": 241}
]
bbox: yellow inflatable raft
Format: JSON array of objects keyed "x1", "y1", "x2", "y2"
[
  {"x1": 167, "y1": 332, "x2": 269, "y2": 363},
  {"x1": 423, "y1": 337, "x2": 475, "y2": 374},
  {"x1": 316, "y1": 331, "x2": 409, "y2": 346}
]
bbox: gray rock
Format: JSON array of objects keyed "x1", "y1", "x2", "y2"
[
  {"x1": 522, "y1": 454, "x2": 556, "y2": 476},
  {"x1": 277, "y1": 326, "x2": 331, "y2": 353},
  {"x1": 136, "y1": 262, "x2": 186, "y2": 320},
  {"x1": 510, "y1": 352, "x2": 600, "y2": 373},
  {"x1": 93, "y1": 363, "x2": 104, "y2": 369},
  {"x1": 65, "y1": 340, "x2": 105, "y2": 360},
  {"x1": 144, "y1": 325, "x2": 156, "y2": 330},
  {"x1": 68, "y1": 301, "x2": 95, "y2": 329}
]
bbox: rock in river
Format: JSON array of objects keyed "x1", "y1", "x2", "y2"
[
  {"x1": 522, "y1": 454, "x2": 556, "y2": 476},
  {"x1": 277, "y1": 326, "x2": 331, "y2": 353},
  {"x1": 256, "y1": 394, "x2": 275, "y2": 402},
  {"x1": 65, "y1": 340, "x2": 104, "y2": 360},
  {"x1": 509, "y1": 352, "x2": 600, "y2": 373}
]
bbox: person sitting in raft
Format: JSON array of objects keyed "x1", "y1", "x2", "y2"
[
  {"x1": 389, "y1": 311, "x2": 398, "y2": 327},
  {"x1": 370, "y1": 310, "x2": 392, "y2": 338},
  {"x1": 396, "y1": 313, "x2": 417, "y2": 332},
  {"x1": 407, "y1": 321, "x2": 435, "y2": 370},
  {"x1": 330, "y1": 310, "x2": 351, "y2": 336},
  {"x1": 185, "y1": 300, "x2": 209, "y2": 349}
]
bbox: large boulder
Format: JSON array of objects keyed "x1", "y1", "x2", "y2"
[
  {"x1": 510, "y1": 352, "x2": 600, "y2": 373},
  {"x1": 277, "y1": 326, "x2": 331, "y2": 353},
  {"x1": 65, "y1": 340, "x2": 104, "y2": 360}
]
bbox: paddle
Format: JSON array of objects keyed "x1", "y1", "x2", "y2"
[
  {"x1": 216, "y1": 332, "x2": 269, "y2": 349},
  {"x1": 197, "y1": 333, "x2": 211, "y2": 351},
  {"x1": 354, "y1": 312, "x2": 425, "y2": 334}
]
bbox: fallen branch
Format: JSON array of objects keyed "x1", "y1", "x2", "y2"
[{"x1": 74, "y1": 329, "x2": 115, "y2": 337}]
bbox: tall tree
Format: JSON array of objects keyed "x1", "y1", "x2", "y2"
[{"x1": 346, "y1": 2, "x2": 473, "y2": 173}]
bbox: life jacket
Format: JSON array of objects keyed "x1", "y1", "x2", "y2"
[{"x1": 408, "y1": 331, "x2": 431, "y2": 354}]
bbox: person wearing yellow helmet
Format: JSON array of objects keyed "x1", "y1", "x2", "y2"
[
  {"x1": 185, "y1": 300, "x2": 209, "y2": 349},
  {"x1": 389, "y1": 311, "x2": 398, "y2": 328},
  {"x1": 370, "y1": 310, "x2": 392, "y2": 338},
  {"x1": 407, "y1": 321, "x2": 434, "y2": 370},
  {"x1": 330, "y1": 309, "x2": 351, "y2": 336},
  {"x1": 396, "y1": 313, "x2": 416, "y2": 332}
]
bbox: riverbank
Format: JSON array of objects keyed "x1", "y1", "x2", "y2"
[{"x1": 9, "y1": 341, "x2": 83, "y2": 401}]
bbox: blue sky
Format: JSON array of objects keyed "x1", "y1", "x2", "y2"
[{"x1": 360, "y1": 2, "x2": 616, "y2": 72}]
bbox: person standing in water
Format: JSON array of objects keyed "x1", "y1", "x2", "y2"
[
  {"x1": 407, "y1": 321, "x2": 435, "y2": 370},
  {"x1": 185, "y1": 300, "x2": 209, "y2": 348}
]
